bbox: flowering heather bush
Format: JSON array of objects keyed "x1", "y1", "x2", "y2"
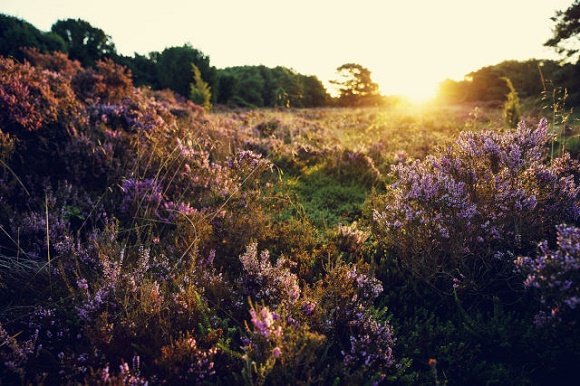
[
  {"x1": 307, "y1": 264, "x2": 398, "y2": 382},
  {"x1": 70, "y1": 233, "x2": 226, "y2": 383},
  {"x1": 23, "y1": 48, "x2": 83, "y2": 79},
  {"x1": 95, "y1": 356, "x2": 149, "y2": 386},
  {"x1": 0, "y1": 57, "x2": 81, "y2": 134},
  {"x1": 6, "y1": 183, "x2": 103, "y2": 268},
  {"x1": 3, "y1": 51, "x2": 579, "y2": 384},
  {"x1": 372, "y1": 119, "x2": 579, "y2": 294},
  {"x1": 249, "y1": 305, "x2": 283, "y2": 339},
  {"x1": 238, "y1": 243, "x2": 301, "y2": 307},
  {"x1": 342, "y1": 311, "x2": 396, "y2": 373},
  {"x1": 333, "y1": 221, "x2": 370, "y2": 255},
  {"x1": 515, "y1": 224, "x2": 580, "y2": 325},
  {"x1": 0, "y1": 323, "x2": 38, "y2": 379},
  {"x1": 242, "y1": 303, "x2": 325, "y2": 386},
  {"x1": 156, "y1": 334, "x2": 218, "y2": 384},
  {"x1": 89, "y1": 91, "x2": 168, "y2": 133},
  {"x1": 72, "y1": 59, "x2": 133, "y2": 103},
  {"x1": 119, "y1": 177, "x2": 164, "y2": 216}
]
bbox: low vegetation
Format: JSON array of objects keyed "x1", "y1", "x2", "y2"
[{"x1": 0, "y1": 51, "x2": 578, "y2": 385}]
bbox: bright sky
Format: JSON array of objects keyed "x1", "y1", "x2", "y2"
[{"x1": 1, "y1": 0, "x2": 573, "y2": 101}]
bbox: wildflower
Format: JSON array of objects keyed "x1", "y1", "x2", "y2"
[
  {"x1": 515, "y1": 224, "x2": 580, "y2": 325},
  {"x1": 250, "y1": 306, "x2": 282, "y2": 338}
]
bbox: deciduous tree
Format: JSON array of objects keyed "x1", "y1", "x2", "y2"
[
  {"x1": 545, "y1": 0, "x2": 580, "y2": 61},
  {"x1": 51, "y1": 18, "x2": 116, "y2": 66},
  {"x1": 331, "y1": 63, "x2": 380, "y2": 107}
]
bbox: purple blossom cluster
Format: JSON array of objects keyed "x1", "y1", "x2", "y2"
[
  {"x1": 250, "y1": 306, "x2": 283, "y2": 338},
  {"x1": 372, "y1": 119, "x2": 579, "y2": 291},
  {"x1": 343, "y1": 311, "x2": 396, "y2": 371},
  {"x1": 515, "y1": 224, "x2": 580, "y2": 325},
  {"x1": 120, "y1": 178, "x2": 164, "y2": 214},
  {"x1": 175, "y1": 138, "x2": 264, "y2": 201},
  {"x1": 306, "y1": 263, "x2": 397, "y2": 379},
  {"x1": 90, "y1": 94, "x2": 166, "y2": 133},
  {"x1": 76, "y1": 251, "x2": 122, "y2": 324},
  {"x1": 99, "y1": 356, "x2": 148, "y2": 385},
  {"x1": 7, "y1": 185, "x2": 102, "y2": 269},
  {"x1": 119, "y1": 177, "x2": 197, "y2": 222},
  {"x1": 346, "y1": 265, "x2": 384, "y2": 302},
  {"x1": 239, "y1": 243, "x2": 301, "y2": 306},
  {"x1": 0, "y1": 323, "x2": 39, "y2": 377},
  {"x1": 230, "y1": 150, "x2": 266, "y2": 170}
]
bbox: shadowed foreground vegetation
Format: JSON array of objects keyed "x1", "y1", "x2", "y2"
[{"x1": 0, "y1": 52, "x2": 579, "y2": 385}]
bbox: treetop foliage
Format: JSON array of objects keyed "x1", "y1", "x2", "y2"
[
  {"x1": 51, "y1": 18, "x2": 116, "y2": 66},
  {"x1": 216, "y1": 65, "x2": 329, "y2": 108},
  {"x1": 331, "y1": 63, "x2": 381, "y2": 107},
  {"x1": 545, "y1": 0, "x2": 580, "y2": 61},
  {"x1": 190, "y1": 63, "x2": 212, "y2": 111},
  {"x1": 0, "y1": 14, "x2": 332, "y2": 109},
  {"x1": 437, "y1": 59, "x2": 580, "y2": 106},
  {"x1": 2, "y1": 11, "x2": 580, "y2": 109},
  {"x1": 0, "y1": 14, "x2": 66, "y2": 60}
]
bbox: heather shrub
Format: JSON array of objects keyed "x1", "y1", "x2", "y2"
[
  {"x1": 330, "y1": 221, "x2": 370, "y2": 258},
  {"x1": 238, "y1": 243, "x2": 301, "y2": 307},
  {"x1": 23, "y1": 47, "x2": 82, "y2": 78},
  {"x1": 242, "y1": 304, "x2": 325, "y2": 385},
  {"x1": 372, "y1": 119, "x2": 579, "y2": 295},
  {"x1": 239, "y1": 259, "x2": 400, "y2": 385},
  {"x1": 307, "y1": 263, "x2": 399, "y2": 383},
  {"x1": 0, "y1": 57, "x2": 81, "y2": 134},
  {"x1": 8, "y1": 183, "x2": 99, "y2": 260},
  {"x1": 72, "y1": 59, "x2": 133, "y2": 103},
  {"x1": 515, "y1": 224, "x2": 580, "y2": 326},
  {"x1": 0, "y1": 323, "x2": 39, "y2": 380},
  {"x1": 69, "y1": 228, "x2": 228, "y2": 383}
]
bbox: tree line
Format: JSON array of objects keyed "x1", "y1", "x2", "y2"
[
  {"x1": 437, "y1": 59, "x2": 580, "y2": 106},
  {"x1": 0, "y1": 14, "x2": 335, "y2": 108},
  {"x1": 438, "y1": 0, "x2": 580, "y2": 106},
  {"x1": 1, "y1": 2, "x2": 579, "y2": 108}
]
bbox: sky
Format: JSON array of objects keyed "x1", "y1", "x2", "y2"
[{"x1": 0, "y1": 0, "x2": 573, "y2": 101}]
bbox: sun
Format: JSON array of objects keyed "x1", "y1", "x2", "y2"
[
  {"x1": 378, "y1": 79, "x2": 439, "y2": 104},
  {"x1": 402, "y1": 86, "x2": 438, "y2": 104}
]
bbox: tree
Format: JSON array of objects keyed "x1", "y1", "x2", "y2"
[
  {"x1": 465, "y1": 66, "x2": 508, "y2": 102},
  {"x1": 116, "y1": 53, "x2": 159, "y2": 88},
  {"x1": 216, "y1": 73, "x2": 237, "y2": 104},
  {"x1": 545, "y1": 0, "x2": 580, "y2": 61},
  {"x1": 301, "y1": 75, "x2": 329, "y2": 107},
  {"x1": 436, "y1": 60, "x2": 569, "y2": 104},
  {"x1": 51, "y1": 18, "x2": 116, "y2": 66},
  {"x1": 154, "y1": 44, "x2": 216, "y2": 99},
  {"x1": 190, "y1": 64, "x2": 212, "y2": 111},
  {"x1": 502, "y1": 77, "x2": 521, "y2": 128},
  {"x1": 215, "y1": 65, "x2": 330, "y2": 108},
  {"x1": 331, "y1": 63, "x2": 380, "y2": 107},
  {"x1": 0, "y1": 14, "x2": 66, "y2": 59}
]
